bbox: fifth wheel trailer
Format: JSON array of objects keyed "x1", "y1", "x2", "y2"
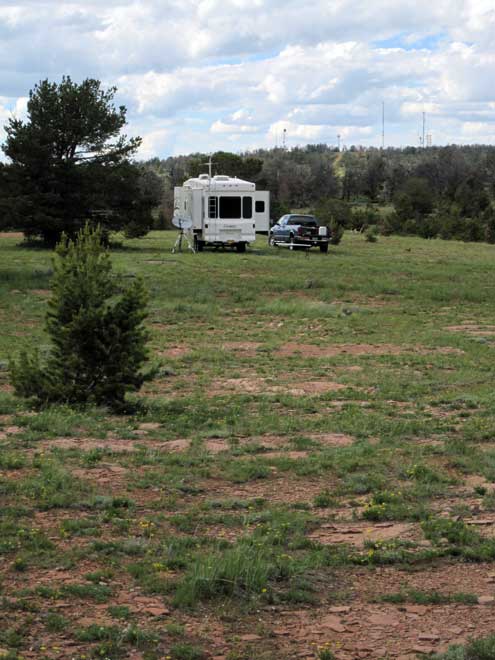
[{"x1": 173, "y1": 174, "x2": 270, "y2": 252}]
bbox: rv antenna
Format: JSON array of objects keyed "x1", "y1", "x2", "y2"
[{"x1": 207, "y1": 154, "x2": 214, "y2": 178}]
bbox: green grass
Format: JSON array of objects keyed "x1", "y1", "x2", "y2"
[{"x1": 2, "y1": 230, "x2": 495, "y2": 658}]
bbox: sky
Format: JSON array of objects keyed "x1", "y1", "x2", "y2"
[{"x1": 0, "y1": 0, "x2": 494, "y2": 159}]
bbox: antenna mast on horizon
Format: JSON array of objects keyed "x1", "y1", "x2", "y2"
[{"x1": 382, "y1": 101, "x2": 385, "y2": 149}]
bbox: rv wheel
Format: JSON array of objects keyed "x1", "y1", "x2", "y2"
[
  {"x1": 194, "y1": 237, "x2": 204, "y2": 252},
  {"x1": 236, "y1": 242, "x2": 246, "y2": 253},
  {"x1": 319, "y1": 242, "x2": 329, "y2": 253}
]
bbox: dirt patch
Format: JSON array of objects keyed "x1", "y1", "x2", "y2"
[
  {"x1": 277, "y1": 343, "x2": 464, "y2": 358},
  {"x1": 37, "y1": 436, "x2": 139, "y2": 453},
  {"x1": 158, "y1": 346, "x2": 191, "y2": 358},
  {"x1": 204, "y1": 439, "x2": 231, "y2": 453},
  {"x1": 203, "y1": 435, "x2": 289, "y2": 453},
  {"x1": 72, "y1": 464, "x2": 128, "y2": 486},
  {"x1": 207, "y1": 474, "x2": 334, "y2": 505},
  {"x1": 308, "y1": 520, "x2": 422, "y2": 547},
  {"x1": 209, "y1": 377, "x2": 347, "y2": 397},
  {"x1": 157, "y1": 438, "x2": 190, "y2": 452},
  {"x1": 276, "y1": 342, "x2": 404, "y2": 358},
  {"x1": 0, "y1": 232, "x2": 23, "y2": 239},
  {"x1": 446, "y1": 324, "x2": 495, "y2": 336},
  {"x1": 0, "y1": 425, "x2": 23, "y2": 440},
  {"x1": 31, "y1": 289, "x2": 50, "y2": 296},
  {"x1": 260, "y1": 450, "x2": 309, "y2": 460},
  {"x1": 308, "y1": 432, "x2": 355, "y2": 447},
  {"x1": 222, "y1": 341, "x2": 261, "y2": 356}
]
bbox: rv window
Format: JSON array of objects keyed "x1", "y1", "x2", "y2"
[
  {"x1": 255, "y1": 200, "x2": 265, "y2": 213},
  {"x1": 242, "y1": 196, "x2": 252, "y2": 219},
  {"x1": 208, "y1": 196, "x2": 217, "y2": 218},
  {"x1": 219, "y1": 196, "x2": 241, "y2": 219}
]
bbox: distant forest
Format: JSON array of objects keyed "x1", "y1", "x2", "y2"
[{"x1": 144, "y1": 144, "x2": 495, "y2": 243}]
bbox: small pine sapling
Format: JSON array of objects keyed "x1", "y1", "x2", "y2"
[{"x1": 11, "y1": 224, "x2": 150, "y2": 409}]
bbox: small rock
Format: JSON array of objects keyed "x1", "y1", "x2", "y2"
[
  {"x1": 240, "y1": 634, "x2": 261, "y2": 641},
  {"x1": 404, "y1": 605, "x2": 427, "y2": 615},
  {"x1": 478, "y1": 595, "x2": 494, "y2": 605},
  {"x1": 328, "y1": 606, "x2": 351, "y2": 614},
  {"x1": 142, "y1": 605, "x2": 170, "y2": 616},
  {"x1": 320, "y1": 615, "x2": 346, "y2": 632},
  {"x1": 411, "y1": 645, "x2": 435, "y2": 655},
  {"x1": 419, "y1": 633, "x2": 440, "y2": 642},
  {"x1": 368, "y1": 612, "x2": 399, "y2": 627}
]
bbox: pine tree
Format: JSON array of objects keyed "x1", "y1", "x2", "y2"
[{"x1": 10, "y1": 225, "x2": 149, "y2": 408}]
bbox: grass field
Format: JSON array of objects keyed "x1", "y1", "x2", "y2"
[{"x1": 1, "y1": 230, "x2": 495, "y2": 660}]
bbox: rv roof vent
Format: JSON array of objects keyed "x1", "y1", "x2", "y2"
[
  {"x1": 213, "y1": 175, "x2": 229, "y2": 181},
  {"x1": 198, "y1": 174, "x2": 209, "y2": 180}
]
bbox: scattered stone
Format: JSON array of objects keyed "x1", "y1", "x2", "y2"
[
  {"x1": 240, "y1": 634, "x2": 261, "y2": 642},
  {"x1": 411, "y1": 645, "x2": 435, "y2": 655},
  {"x1": 328, "y1": 606, "x2": 351, "y2": 614},
  {"x1": 478, "y1": 596, "x2": 495, "y2": 605},
  {"x1": 320, "y1": 615, "x2": 346, "y2": 632},
  {"x1": 419, "y1": 633, "x2": 440, "y2": 642},
  {"x1": 403, "y1": 605, "x2": 427, "y2": 615},
  {"x1": 368, "y1": 613, "x2": 399, "y2": 627}
]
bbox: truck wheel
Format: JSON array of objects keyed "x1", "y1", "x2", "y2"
[
  {"x1": 236, "y1": 242, "x2": 246, "y2": 253},
  {"x1": 195, "y1": 237, "x2": 204, "y2": 252},
  {"x1": 319, "y1": 242, "x2": 328, "y2": 253}
]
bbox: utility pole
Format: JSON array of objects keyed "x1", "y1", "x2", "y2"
[
  {"x1": 382, "y1": 101, "x2": 385, "y2": 149},
  {"x1": 282, "y1": 128, "x2": 287, "y2": 149},
  {"x1": 422, "y1": 111, "x2": 426, "y2": 149},
  {"x1": 337, "y1": 134, "x2": 341, "y2": 151}
]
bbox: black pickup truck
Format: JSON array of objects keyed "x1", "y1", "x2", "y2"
[{"x1": 268, "y1": 214, "x2": 329, "y2": 252}]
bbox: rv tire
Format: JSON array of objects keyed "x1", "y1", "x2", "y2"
[
  {"x1": 236, "y1": 242, "x2": 246, "y2": 253},
  {"x1": 319, "y1": 242, "x2": 329, "y2": 253},
  {"x1": 195, "y1": 237, "x2": 204, "y2": 252}
]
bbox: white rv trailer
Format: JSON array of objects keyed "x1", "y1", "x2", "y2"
[{"x1": 173, "y1": 174, "x2": 270, "y2": 252}]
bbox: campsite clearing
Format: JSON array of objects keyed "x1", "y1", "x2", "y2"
[{"x1": 1, "y1": 231, "x2": 495, "y2": 659}]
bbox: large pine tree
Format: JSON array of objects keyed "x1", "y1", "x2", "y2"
[{"x1": 1, "y1": 77, "x2": 158, "y2": 244}]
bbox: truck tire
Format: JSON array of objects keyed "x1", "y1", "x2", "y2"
[
  {"x1": 236, "y1": 242, "x2": 246, "y2": 253},
  {"x1": 319, "y1": 242, "x2": 328, "y2": 253}
]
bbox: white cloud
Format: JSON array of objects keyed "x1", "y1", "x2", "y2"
[{"x1": 0, "y1": 0, "x2": 495, "y2": 155}]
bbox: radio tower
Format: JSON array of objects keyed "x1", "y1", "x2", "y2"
[{"x1": 381, "y1": 101, "x2": 385, "y2": 149}]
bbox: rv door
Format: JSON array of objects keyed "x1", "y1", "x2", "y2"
[{"x1": 253, "y1": 192, "x2": 270, "y2": 233}]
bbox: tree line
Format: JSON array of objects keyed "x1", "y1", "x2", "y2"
[
  {"x1": 146, "y1": 144, "x2": 495, "y2": 243},
  {"x1": 1, "y1": 77, "x2": 494, "y2": 245}
]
